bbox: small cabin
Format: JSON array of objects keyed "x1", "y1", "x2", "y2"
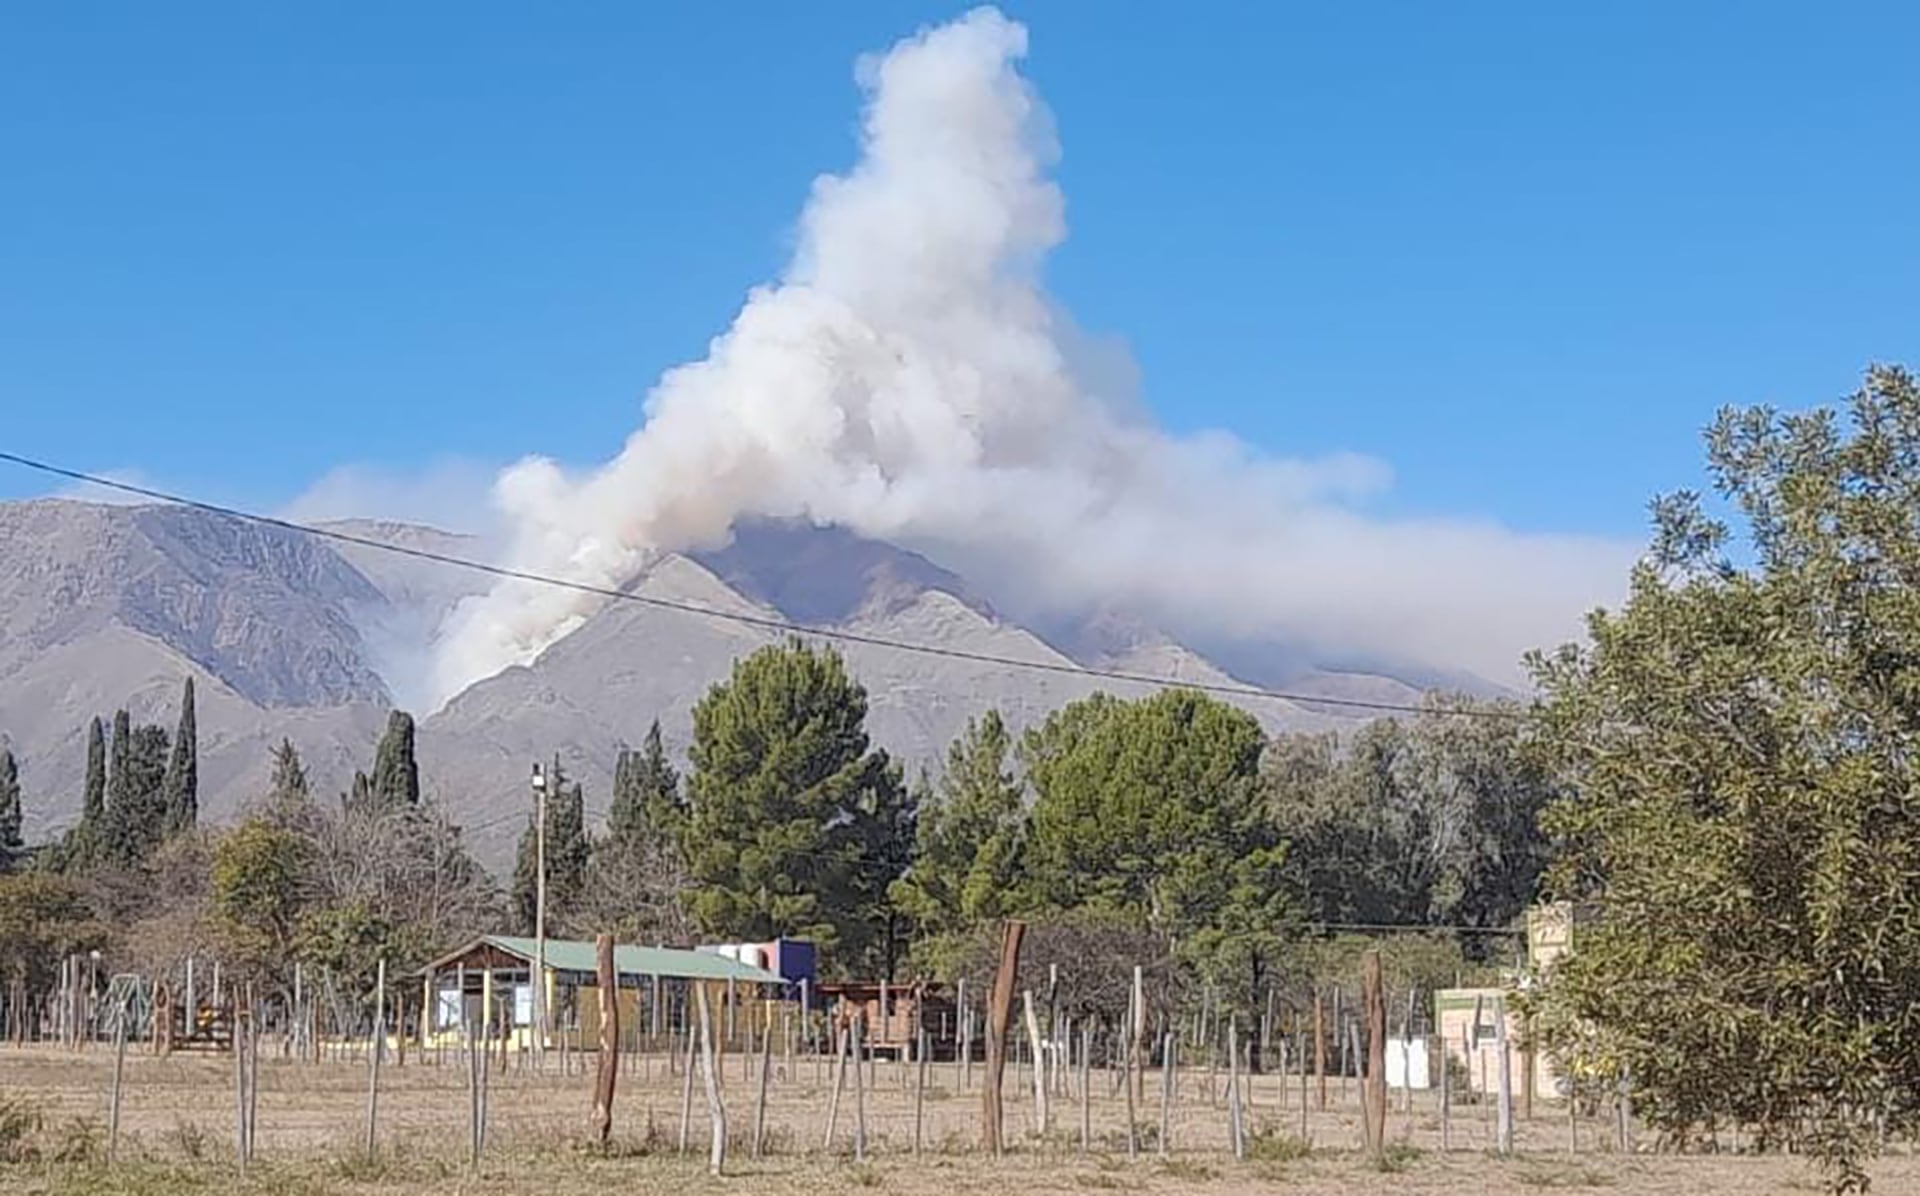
[{"x1": 417, "y1": 935, "x2": 784, "y2": 1053}]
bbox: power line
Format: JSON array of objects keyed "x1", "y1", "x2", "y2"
[{"x1": 1, "y1": 450, "x2": 1527, "y2": 720}]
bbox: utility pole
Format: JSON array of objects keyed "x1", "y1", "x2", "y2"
[{"x1": 531, "y1": 762, "x2": 548, "y2": 1069}]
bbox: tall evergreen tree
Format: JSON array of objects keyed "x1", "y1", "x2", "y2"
[
  {"x1": 160, "y1": 677, "x2": 198, "y2": 836},
  {"x1": 83, "y1": 717, "x2": 106, "y2": 834},
  {"x1": 99, "y1": 709, "x2": 134, "y2": 865},
  {"x1": 0, "y1": 748, "x2": 22, "y2": 869},
  {"x1": 369, "y1": 711, "x2": 420, "y2": 807},
  {"x1": 124, "y1": 724, "x2": 171, "y2": 861},
  {"x1": 609, "y1": 721, "x2": 681, "y2": 852},
  {"x1": 890, "y1": 710, "x2": 1024, "y2": 971},
  {"x1": 682, "y1": 639, "x2": 910, "y2": 974},
  {"x1": 580, "y1": 723, "x2": 691, "y2": 942}
]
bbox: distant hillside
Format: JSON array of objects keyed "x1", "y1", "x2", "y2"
[{"x1": 1, "y1": 500, "x2": 1434, "y2": 864}]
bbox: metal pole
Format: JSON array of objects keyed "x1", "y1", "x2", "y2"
[{"x1": 532, "y1": 762, "x2": 548, "y2": 1070}]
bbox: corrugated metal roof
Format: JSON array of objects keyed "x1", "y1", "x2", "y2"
[{"x1": 425, "y1": 935, "x2": 784, "y2": 985}]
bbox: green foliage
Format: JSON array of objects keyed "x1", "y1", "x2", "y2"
[
  {"x1": 1265, "y1": 695, "x2": 1550, "y2": 941},
  {"x1": 368, "y1": 711, "x2": 420, "y2": 808},
  {"x1": 889, "y1": 711, "x2": 1023, "y2": 975},
  {"x1": 71, "y1": 716, "x2": 107, "y2": 866},
  {"x1": 211, "y1": 818, "x2": 308, "y2": 981},
  {"x1": 94, "y1": 712, "x2": 172, "y2": 869},
  {"x1": 0, "y1": 749, "x2": 21, "y2": 870},
  {"x1": 295, "y1": 899, "x2": 419, "y2": 984},
  {"x1": 0, "y1": 871, "x2": 102, "y2": 990},
  {"x1": 1526, "y1": 366, "x2": 1920, "y2": 1191},
  {"x1": 1020, "y1": 689, "x2": 1271, "y2": 940},
  {"x1": 160, "y1": 677, "x2": 198, "y2": 837},
  {"x1": 681, "y1": 639, "x2": 910, "y2": 974},
  {"x1": 610, "y1": 721, "x2": 682, "y2": 850}
]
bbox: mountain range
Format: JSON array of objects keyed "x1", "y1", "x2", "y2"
[{"x1": 0, "y1": 498, "x2": 1443, "y2": 866}]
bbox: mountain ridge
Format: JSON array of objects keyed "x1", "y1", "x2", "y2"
[{"x1": 0, "y1": 498, "x2": 1429, "y2": 863}]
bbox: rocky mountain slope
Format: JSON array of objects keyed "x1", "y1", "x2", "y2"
[{"x1": 0, "y1": 500, "x2": 1410, "y2": 863}]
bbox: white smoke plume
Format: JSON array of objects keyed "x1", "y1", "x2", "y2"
[{"x1": 430, "y1": 6, "x2": 1634, "y2": 706}]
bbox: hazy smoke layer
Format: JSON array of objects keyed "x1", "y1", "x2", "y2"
[{"x1": 430, "y1": 6, "x2": 1632, "y2": 706}]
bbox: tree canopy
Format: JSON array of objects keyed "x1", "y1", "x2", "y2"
[
  {"x1": 1527, "y1": 366, "x2": 1920, "y2": 1189},
  {"x1": 681, "y1": 639, "x2": 912, "y2": 975}
]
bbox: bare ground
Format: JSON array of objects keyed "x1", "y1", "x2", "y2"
[{"x1": 1, "y1": 1044, "x2": 1907, "y2": 1195}]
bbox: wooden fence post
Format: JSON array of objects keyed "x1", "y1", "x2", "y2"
[
  {"x1": 365, "y1": 958, "x2": 385, "y2": 1160},
  {"x1": 1314, "y1": 991, "x2": 1327, "y2": 1110},
  {"x1": 913, "y1": 1028, "x2": 928, "y2": 1155},
  {"x1": 981, "y1": 920, "x2": 1026, "y2": 1156},
  {"x1": 753, "y1": 1004, "x2": 773, "y2": 1159},
  {"x1": 591, "y1": 935, "x2": 619, "y2": 1147},
  {"x1": 1158, "y1": 1030, "x2": 1174, "y2": 1159},
  {"x1": 677, "y1": 1019, "x2": 697, "y2": 1156},
  {"x1": 1022, "y1": 990, "x2": 1048, "y2": 1136},
  {"x1": 108, "y1": 1007, "x2": 127, "y2": 1162},
  {"x1": 852, "y1": 1014, "x2": 868, "y2": 1162},
  {"x1": 1362, "y1": 951, "x2": 1386, "y2": 1158},
  {"x1": 1494, "y1": 1002, "x2": 1514, "y2": 1156},
  {"x1": 695, "y1": 982, "x2": 727, "y2": 1176}
]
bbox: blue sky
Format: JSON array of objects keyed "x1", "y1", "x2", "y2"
[{"x1": 3, "y1": 2, "x2": 1915, "y2": 541}]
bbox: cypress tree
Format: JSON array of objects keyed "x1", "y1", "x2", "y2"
[
  {"x1": 160, "y1": 677, "x2": 198, "y2": 836},
  {"x1": 75, "y1": 716, "x2": 106, "y2": 863},
  {"x1": 0, "y1": 748, "x2": 22, "y2": 868},
  {"x1": 124, "y1": 724, "x2": 171, "y2": 861},
  {"x1": 370, "y1": 711, "x2": 420, "y2": 807},
  {"x1": 101, "y1": 709, "x2": 133, "y2": 864}
]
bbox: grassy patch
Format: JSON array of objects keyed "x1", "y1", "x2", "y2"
[
  {"x1": 1513, "y1": 1159, "x2": 1618, "y2": 1188},
  {"x1": 1372, "y1": 1141, "x2": 1425, "y2": 1173}
]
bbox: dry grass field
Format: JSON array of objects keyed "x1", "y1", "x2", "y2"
[{"x1": 1, "y1": 1044, "x2": 1910, "y2": 1195}]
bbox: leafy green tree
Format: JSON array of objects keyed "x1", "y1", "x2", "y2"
[
  {"x1": 211, "y1": 817, "x2": 308, "y2": 985},
  {"x1": 369, "y1": 711, "x2": 420, "y2": 807},
  {"x1": 1526, "y1": 366, "x2": 1920, "y2": 1191},
  {"x1": 0, "y1": 748, "x2": 21, "y2": 871},
  {"x1": 890, "y1": 711, "x2": 1025, "y2": 975},
  {"x1": 0, "y1": 871, "x2": 103, "y2": 993},
  {"x1": 681, "y1": 639, "x2": 909, "y2": 974},
  {"x1": 1265, "y1": 695, "x2": 1549, "y2": 943},
  {"x1": 160, "y1": 677, "x2": 197, "y2": 836}
]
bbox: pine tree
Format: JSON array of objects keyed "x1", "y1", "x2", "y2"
[
  {"x1": 369, "y1": 711, "x2": 420, "y2": 807},
  {"x1": 683, "y1": 639, "x2": 910, "y2": 973},
  {"x1": 0, "y1": 748, "x2": 22, "y2": 869},
  {"x1": 160, "y1": 677, "x2": 198, "y2": 836},
  {"x1": 609, "y1": 721, "x2": 681, "y2": 852}
]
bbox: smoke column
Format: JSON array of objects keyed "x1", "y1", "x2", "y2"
[{"x1": 430, "y1": 6, "x2": 1630, "y2": 707}]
